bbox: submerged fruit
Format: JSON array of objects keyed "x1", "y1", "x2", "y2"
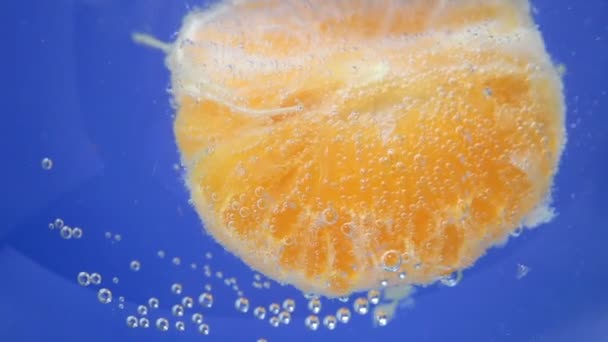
[{"x1": 166, "y1": 0, "x2": 565, "y2": 297}]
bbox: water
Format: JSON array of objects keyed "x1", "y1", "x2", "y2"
[{"x1": 5, "y1": 0, "x2": 608, "y2": 341}]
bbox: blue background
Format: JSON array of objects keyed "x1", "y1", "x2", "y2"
[{"x1": 4, "y1": 0, "x2": 608, "y2": 341}]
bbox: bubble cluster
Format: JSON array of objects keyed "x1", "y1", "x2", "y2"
[{"x1": 58, "y1": 0, "x2": 565, "y2": 338}]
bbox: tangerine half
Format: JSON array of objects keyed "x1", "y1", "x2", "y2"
[{"x1": 168, "y1": 0, "x2": 565, "y2": 297}]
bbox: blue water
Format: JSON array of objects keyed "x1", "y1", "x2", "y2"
[{"x1": 5, "y1": 0, "x2": 608, "y2": 341}]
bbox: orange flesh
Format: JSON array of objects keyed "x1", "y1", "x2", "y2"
[{"x1": 169, "y1": 0, "x2": 565, "y2": 297}]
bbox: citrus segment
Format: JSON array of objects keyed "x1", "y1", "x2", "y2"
[{"x1": 169, "y1": 0, "x2": 565, "y2": 297}]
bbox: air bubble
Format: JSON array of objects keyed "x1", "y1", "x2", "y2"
[
  {"x1": 254, "y1": 306, "x2": 266, "y2": 320},
  {"x1": 182, "y1": 296, "x2": 194, "y2": 309},
  {"x1": 130, "y1": 260, "x2": 141, "y2": 271},
  {"x1": 340, "y1": 223, "x2": 353, "y2": 236},
  {"x1": 375, "y1": 310, "x2": 389, "y2": 327},
  {"x1": 279, "y1": 311, "x2": 291, "y2": 325},
  {"x1": 321, "y1": 207, "x2": 338, "y2": 225},
  {"x1": 282, "y1": 298, "x2": 295, "y2": 313},
  {"x1": 60, "y1": 226, "x2": 73, "y2": 239},
  {"x1": 97, "y1": 288, "x2": 112, "y2": 304},
  {"x1": 41, "y1": 157, "x2": 53, "y2": 170},
  {"x1": 156, "y1": 318, "x2": 169, "y2": 331},
  {"x1": 171, "y1": 283, "x2": 183, "y2": 295},
  {"x1": 381, "y1": 249, "x2": 402, "y2": 272},
  {"x1": 71, "y1": 227, "x2": 83, "y2": 239},
  {"x1": 367, "y1": 289, "x2": 380, "y2": 305},
  {"x1": 148, "y1": 297, "x2": 160, "y2": 309},
  {"x1": 483, "y1": 87, "x2": 494, "y2": 97},
  {"x1": 77, "y1": 272, "x2": 90, "y2": 286},
  {"x1": 192, "y1": 313, "x2": 204, "y2": 324},
  {"x1": 239, "y1": 207, "x2": 251, "y2": 217},
  {"x1": 323, "y1": 315, "x2": 337, "y2": 330},
  {"x1": 269, "y1": 303, "x2": 280, "y2": 315},
  {"x1": 172, "y1": 304, "x2": 185, "y2": 317},
  {"x1": 256, "y1": 199, "x2": 266, "y2": 209},
  {"x1": 336, "y1": 307, "x2": 351, "y2": 324},
  {"x1": 199, "y1": 292, "x2": 214, "y2": 308},
  {"x1": 269, "y1": 316, "x2": 280, "y2": 327},
  {"x1": 175, "y1": 321, "x2": 186, "y2": 332},
  {"x1": 354, "y1": 297, "x2": 369, "y2": 315},
  {"x1": 440, "y1": 270, "x2": 463, "y2": 287},
  {"x1": 137, "y1": 305, "x2": 148, "y2": 316},
  {"x1": 198, "y1": 323, "x2": 210, "y2": 335},
  {"x1": 308, "y1": 298, "x2": 321, "y2": 314},
  {"x1": 139, "y1": 317, "x2": 150, "y2": 328},
  {"x1": 235, "y1": 297, "x2": 250, "y2": 313},
  {"x1": 516, "y1": 263, "x2": 531, "y2": 279},
  {"x1": 54, "y1": 218, "x2": 64, "y2": 229},
  {"x1": 511, "y1": 226, "x2": 524, "y2": 237},
  {"x1": 126, "y1": 315, "x2": 138, "y2": 328},
  {"x1": 303, "y1": 293, "x2": 317, "y2": 300},
  {"x1": 90, "y1": 273, "x2": 102, "y2": 285},
  {"x1": 305, "y1": 315, "x2": 320, "y2": 331}
]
